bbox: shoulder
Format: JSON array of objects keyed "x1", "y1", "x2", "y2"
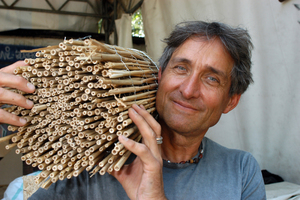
[
  {"x1": 202, "y1": 137, "x2": 262, "y2": 184},
  {"x1": 29, "y1": 171, "x2": 128, "y2": 200},
  {"x1": 29, "y1": 171, "x2": 90, "y2": 200},
  {"x1": 202, "y1": 137, "x2": 266, "y2": 199},
  {"x1": 203, "y1": 137, "x2": 253, "y2": 160}
]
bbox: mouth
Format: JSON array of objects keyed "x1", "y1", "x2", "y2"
[{"x1": 173, "y1": 100, "x2": 198, "y2": 111}]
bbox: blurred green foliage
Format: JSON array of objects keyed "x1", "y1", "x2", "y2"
[{"x1": 131, "y1": 9, "x2": 144, "y2": 37}]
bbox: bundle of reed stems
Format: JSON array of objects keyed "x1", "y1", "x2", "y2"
[{"x1": 1, "y1": 38, "x2": 158, "y2": 189}]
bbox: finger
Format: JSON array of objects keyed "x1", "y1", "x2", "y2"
[
  {"x1": 130, "y1": 104, "x2": 161, "y2": 149},
  {"x1": 0, "y1": 61, "x2": 27, "y2": 74},
  {"x1": 118, "y1": 135, "x2": 161, "y2": 167},
  {"x1": 0, "y1": 72, "x2": 35, "y2": 94},
  {"x1": 128, "y1": 107, "x2": 155, "y2": 148},
  {"x1": 0, "y1": 109, "x2": 27, "y2": 126},
  {"x1": 129, "y1": 105, "x2": 161, "y2": 159},
  {"x1": 0, "y1": 88, "x2": 34, "y2": 109},
  {"x1": 132, "y1": 104, "x2": 161, "y2": 137}
]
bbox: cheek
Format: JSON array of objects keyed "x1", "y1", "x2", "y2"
[
  {"x1": 155, "y1": 77, "x2": 177, "y2": 111},
  {"x1": 203, "y1": 90, "x2": 229, "y2": 112},
  {"x1": 155, "y1": 84, "x2": 166, "y2": 115}
]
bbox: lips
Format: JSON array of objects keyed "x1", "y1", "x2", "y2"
[{"x1": 173, "y1": 99, "x2": 198, "y2": 111}]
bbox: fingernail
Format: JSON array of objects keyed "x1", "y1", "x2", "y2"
[
  {"x1": 130, "y1": 108, "x2": 137, "y2": 115},
  {"x1": 26, "y1": 99, "x2": 34, "y2": 107},
  {"x1": 133, "y1": 104, "x2": 140, "y2": 109},
  {"x1": 19, "y1": 117, "x2": 27, "y2": 125},
  {"x1": 27, "y1": 82, "x2": 35, "y2": 91},
  {"x1": 120, "y1": 135, "x2": 128, "y2": 141}
]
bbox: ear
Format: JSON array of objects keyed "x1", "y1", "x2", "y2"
[
  {"x1": 223, "y1": 94, "x2": 241, "y2": 114},
  {"x1": 158, "y1": 67, "x2": 162, "y2": 84}
]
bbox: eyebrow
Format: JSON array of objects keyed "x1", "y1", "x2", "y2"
[
  {"x1": 206, "y1": 66, "x2": 227, "y2": 78},
  {"x1": 170, "y1": 57, "x2": 191, "y2": 65},
  {"x1": 170, "y1": 57, "x2": 228, "y2": 78}
]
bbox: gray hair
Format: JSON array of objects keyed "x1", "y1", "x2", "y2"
[{"x1": 158, "y1": 21, "x2": 254, "y2": 95}]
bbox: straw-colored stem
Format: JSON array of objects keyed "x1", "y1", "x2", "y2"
[{"x1": 0, "y1": 133, "x2": 17, "y2": 143}]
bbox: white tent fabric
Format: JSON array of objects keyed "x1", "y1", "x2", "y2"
[
  {"x1": 0, "y1": 0, "x2": 99, "y2": 32},
  {"x1": 142, "y1": 0, "x2": 300, "y2": 185},
  {"x1": 115, "y1": 13, "x2": 133, "y2": 48}
]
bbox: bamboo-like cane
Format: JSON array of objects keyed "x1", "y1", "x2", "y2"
[
  {"x1": 4, "y1": 38, "x2": 158, "y2": 189},
  {"x1": 0, "y1": 133, "x2": 17, "y2": 143}
]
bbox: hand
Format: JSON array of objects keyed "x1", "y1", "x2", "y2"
[
  {"x1": 0, "y1": 61, "x2": 35, "y2": 126},
  {"x1": 111, "y1": 104, "x2": 166, "y2": 200}
]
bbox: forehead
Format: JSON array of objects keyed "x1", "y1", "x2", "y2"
[{"x1": 168, "y1": 37, "x2": 234, "y2": 74}]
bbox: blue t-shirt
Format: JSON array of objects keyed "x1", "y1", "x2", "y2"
[{"x1": 29, "y1": 137, "x2": 266, "y2": 200}]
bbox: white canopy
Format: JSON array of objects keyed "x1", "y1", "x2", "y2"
[{"x1": 0, "y1": 0, "x2": 99, "y2": 32}]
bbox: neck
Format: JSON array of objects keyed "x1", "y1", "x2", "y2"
[{"x1": 159, "y1": 119, "x2": 206, "y2": 163}]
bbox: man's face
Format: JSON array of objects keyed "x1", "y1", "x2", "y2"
[{"x1": 156, "y1": 37, "x2": 240, "y2": 136}]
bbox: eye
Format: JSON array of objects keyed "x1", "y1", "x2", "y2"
[
  {"x1": 205, "y1": 76, "x2": 221, "y2": 86},
  {"x1": 175, "y1": 65, "x2": 187, "y2": 71},
  {"x1": 208, "y1": 76, "x2": 218, "y2": 82}
]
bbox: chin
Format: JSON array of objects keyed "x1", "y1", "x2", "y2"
[{"x1": 165, "y1": 117, "x2": 197, "y2": 134}]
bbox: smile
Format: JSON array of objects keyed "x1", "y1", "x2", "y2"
[{"x1": 173, "y1": 100, "x2": 198, "y2": 112}]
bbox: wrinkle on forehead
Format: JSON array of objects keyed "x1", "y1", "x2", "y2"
[
  {"x1": 172, "y1": 36, "x2": 234, "y2": 72},
  {"x1": 189, "y1": 36, "x2": 232, "y2": 57}
]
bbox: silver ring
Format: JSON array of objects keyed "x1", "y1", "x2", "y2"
[{"x1": 156, "y1": 136, "x2": 163, "y2": 144}]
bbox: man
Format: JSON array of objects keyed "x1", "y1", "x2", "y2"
[{"x1": 0, "y1": 21, "x2": 266, "y2": 199}]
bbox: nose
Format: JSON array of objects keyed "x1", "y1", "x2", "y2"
[{"x1": 179, "y1": 74, "x2": 201, "y2": 99}]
